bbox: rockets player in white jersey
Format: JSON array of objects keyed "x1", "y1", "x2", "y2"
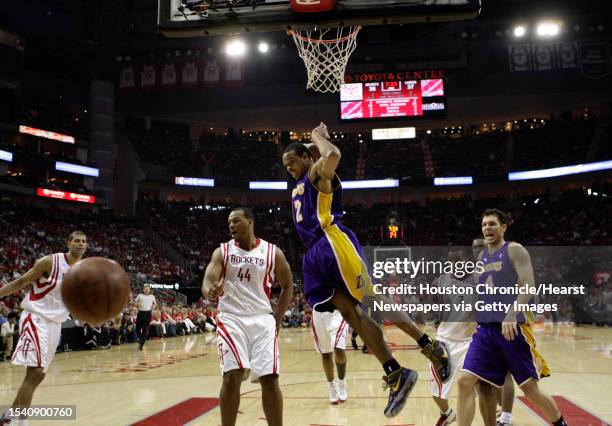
[
  {"x1": 429, "y1": 247, "x2": 478, "y2": 426},
  {"x1": 311, "y1": 309, "x2": 349, "y2": 404},
  {"x1": 0, "y1": 230, "x2": 87, "y2": 424},
  {"x1": 203, "y1": 207, "x2": 293, "y2": 426}
]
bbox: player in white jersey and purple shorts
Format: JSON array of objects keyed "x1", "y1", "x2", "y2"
[
  {"x1": 203, "y1": 206, "x2": 294, "y2": 426},
  {"x1": 0, "y1": 230, "x2": 87, "y2": 425},
  {"x1": 311, "y1": 309, "x2": 349, "y2": 404}
]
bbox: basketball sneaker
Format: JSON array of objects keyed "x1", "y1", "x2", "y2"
[
  {"x1": 421, "y1": 340, "x2": 451, "y2": 382},
  {"x1": 435, "y1": 408, "x2": 457, "y2": 426},
  {"x1": 328, "y1": 381, "x2": 340, "y2": 405},
  {"x1": 335, "y1": 378, "x2": 347, "y2": 403},
  {"x1": 496, "y1": 422, "x2": 512, "y2": 426},
  {"x1": 382, "y1": 367, "x2": 418, "y2": 418}
]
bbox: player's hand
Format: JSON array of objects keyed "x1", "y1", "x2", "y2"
[
  {"x1": 311, "y1": 122, "x2": 330, "y2": 139},
  {"x1": 501, "y1": 312, "x2": 518, "y2": 341},
  {"x1": 207, "y1": 281, "x2": 224, "y2": 300}
]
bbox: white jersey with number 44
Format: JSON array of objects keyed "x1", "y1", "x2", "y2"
[{"x1": 218, "y1": 239, "x2": 276, "y2": 316}]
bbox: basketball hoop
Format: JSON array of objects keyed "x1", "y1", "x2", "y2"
[{"x1": 288, "y1": 25, "x2": 361, "y2": 94}]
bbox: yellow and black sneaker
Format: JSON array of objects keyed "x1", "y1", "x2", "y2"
[
  {"x1": 422, "y1": 339, "x2": 452, "y2": 382},
  {"x1": 382, "y1": 367, "x2": 418, "y2": 418}
]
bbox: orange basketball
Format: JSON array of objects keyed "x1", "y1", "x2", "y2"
[{"x1": 61, "y1": 257, "x2": 131, "y2": 324}]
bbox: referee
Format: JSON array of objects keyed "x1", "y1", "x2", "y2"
[{"x1": 135, "y1": 285, "x2": 157, "y2": 350}]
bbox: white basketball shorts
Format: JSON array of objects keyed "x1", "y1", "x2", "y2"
[
  {"x1": 312, "y1": 310, "x2": 348, "y2": 354},
  {"x1": 429, "y1": 337, "x2": 472, "y2": 399},
  {"x1": 12, "y1": 311, "x2": 62, "y2": 373},
  {"x1": 216, "y1": 312, "x2": 279, "y2": 383}
]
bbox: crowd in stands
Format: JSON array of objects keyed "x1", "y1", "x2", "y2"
[
  {"x1": 126, "y1": 118, "x2": 200, "y2": 177},
  {"x1": 1, "y1": 179, "x2": 611, "y2": 360},
  {"x1": 122, "y1": 108, "x2": 610, "y2": 183},
  {"x1": 0, "y1": 194, "x2": 190, "y2": 292},
  {"x1": 138, "y1": 199, "x2": 294, "y2": 270},
  {"x1": 0, "y1": 89, "x2": 88, "y2": 140},
  {"x1": 199, "y1": 129, "x2": 284, "y2": 185}
]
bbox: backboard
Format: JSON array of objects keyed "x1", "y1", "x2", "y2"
[{"x1": 158, "y1": 0, "x2": 481, "y2": 37}]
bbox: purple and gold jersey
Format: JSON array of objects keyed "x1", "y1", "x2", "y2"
[
  {"x1": 464, "y1": 241, "x2": 548, "y2": 387},
  {"x1": 291, "y1": 170, "x2": 344, "y2": 247},
  {"x1": 290, "y1": 169, "x2": 374, "y2": 310},
  {"x1": 478, "y1": 241, "x2": 532, "y2": 323}
]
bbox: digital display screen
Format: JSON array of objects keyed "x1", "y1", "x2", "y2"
[
  {"x1": 36, "y1": 188, "x2": 96, "y2": 203},
  {"x1": 174, "y1": 177, "x2": 215, "y2": 187},
  {"x1": 340, "y1": 72, "x2": 446, "y2": 122},
  {"x1": 19, "y1": 125, "x2": 75, "y2": 144},
  {"x1": 372, "y1": 127, "x2": 416, "y2": 140}
]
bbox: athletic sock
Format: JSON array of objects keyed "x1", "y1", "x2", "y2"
[
  {"x1": 383, "y1": 358, "x2": 401, "y2": 376},
  {"x1": 417, "y1": 333, "x2": 433, "y2": 348},
  {"x1": 442, "y1": 407, "x2": 452, "y2": 416}
]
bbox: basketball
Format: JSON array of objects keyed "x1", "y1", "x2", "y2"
[{"x1": 61, "y1": 257, "x2": 131, "y2": 324}]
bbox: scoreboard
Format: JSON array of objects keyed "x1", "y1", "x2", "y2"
[{"x1": 340, "y1": 70, "x2": 447, "y2": 122}]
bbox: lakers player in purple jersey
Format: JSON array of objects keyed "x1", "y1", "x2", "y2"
[
  {"x1": 282, "y1": 122, "x2": 451, "y2": 418},
  {"x1": 456, "y1": 209, "x2": 567, "y2": 426}
]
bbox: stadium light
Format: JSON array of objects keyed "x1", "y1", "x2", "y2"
[
  {"x1": 508, "y1": 160, "x2": 612, "y2": 181},
  {"x1": 536, "y1": 21, "x2": 560, "y2": 37},
  {"x1": 249, "y1": 181, "x2": 287, "y2": 190},
  {"x1": 55, "y1": 161, "x2": 100, "y2": 177},
  {"x1": 513, "y1": 25, "x2": 526, "y2": 37},
  {"x1": 226, "y1": 40, "x2": 246, "y2": 57},
  {"x1": 0, "y1": 149, "x2": 13, "y2": 162},
  {"x1": 258, "y1": 42, "x2": 269, "y2": 53},
  {"x1": 343, "y1": 179, "x2": 399, "y2": 189}
]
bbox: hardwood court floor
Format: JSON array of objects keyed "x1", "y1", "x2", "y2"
[{"x1": 1, "y1": 324, "x2": 610, "y2": 426}]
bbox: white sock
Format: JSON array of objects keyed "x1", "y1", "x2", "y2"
[
  {"x1": 500, "y1": 412, "x2": 512, "y2": 423},
  {"x1": 442, "y1": 407, "x2": 452, "y2": 416}
]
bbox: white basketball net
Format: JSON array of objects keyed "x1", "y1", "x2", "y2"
[{"x1": 288, "y1": 26, "x2": 361, "y2": 94}]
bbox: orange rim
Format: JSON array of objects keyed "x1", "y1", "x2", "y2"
[{"x1": 287, "y1": 26, "x2": 361, "y2": 44}]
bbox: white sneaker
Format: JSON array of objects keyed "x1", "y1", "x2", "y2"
[
  {"x1": 434, "y1": 408, "x2": 456, "y2": 426},
  {"x1": 328, "y1": 381, "x2": 340, "y2": 405},
  {"x1": 335, "y1": 379, "x2": 347, "y2": 403}
]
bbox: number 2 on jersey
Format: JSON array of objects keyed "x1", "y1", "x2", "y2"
[
  {"x1": 237, "y1": 267, "x2": 251, "y2": 282},
  {"x1": 294, "y1": 200, "x2": 303, "y2": 223}
]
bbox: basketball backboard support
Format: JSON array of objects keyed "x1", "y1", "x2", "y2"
[{"x1": 158, "y1": 0, "x2": 481, "y2": 38}]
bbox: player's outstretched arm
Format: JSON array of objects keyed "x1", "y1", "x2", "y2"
[
  {"x1": 0, "y1": 255, "x2": 52, "y2": 299},
  {"x1": 273, "y1": 248, "x2": 294, "y2": 332},
  {"x1": 309, "y1": 122, "x2": 341, "y2": 181},
  {"x1": 202, "y1": 247, "x2": 225, "y2": 300}
]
